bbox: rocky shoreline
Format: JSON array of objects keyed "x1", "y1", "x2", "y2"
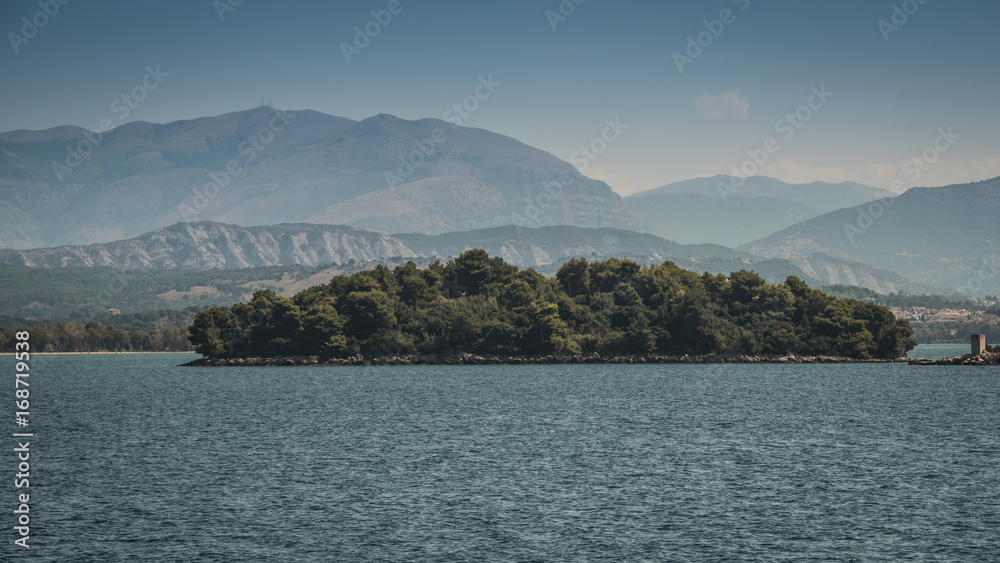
[
  {"x1": 908, "y1": 351, "x2": 1000, "y2": 366},
  {"x1": 181, "y1": 352, "x2": 903, "y2": 367}
]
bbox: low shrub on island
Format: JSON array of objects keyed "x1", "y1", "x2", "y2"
[{"x1": 188, "y1": 251, "x2": 916, "y2": 360}]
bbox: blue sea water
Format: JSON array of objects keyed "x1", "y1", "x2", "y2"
[
  {"x1": 5, "y1": 353, "x2": 999, "y2": 562},
  {"x1": 908, "y1": 343, "x2": 978, "y2": 360}
]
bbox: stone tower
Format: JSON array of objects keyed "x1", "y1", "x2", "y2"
[{"x1": 972, "y1": 334, "x2": 987, "y2": 355}]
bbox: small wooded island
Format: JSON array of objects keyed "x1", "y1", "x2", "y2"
[{"x1": 185, "y1": 250, "x2": 916, "y2": 365}]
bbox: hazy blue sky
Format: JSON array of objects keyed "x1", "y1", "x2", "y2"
[{"x1": 2, "y1": 0, "x2": 998, "y2": 194}]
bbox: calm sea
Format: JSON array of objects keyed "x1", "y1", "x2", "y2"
[
  {"x1": 907, "y1": 343, "x2": 979, "y2": 360},
  {"x1": 5, "y1": 350, "x2": 998, "y2": 562}
]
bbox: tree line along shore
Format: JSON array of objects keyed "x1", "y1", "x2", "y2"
[
  {"x1": 182, "y1": 352, "x2": 902, "y2": 367},
  {"x1": 0, "y1": 324, "x2": 191, "y2": 353},
  {"x1": 185, "y1": 250, "x2": 917, "y2": 363}
]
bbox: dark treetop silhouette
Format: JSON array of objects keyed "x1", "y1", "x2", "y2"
[{"x1": 188, "y1": 250, "x2": 916, "y2": 361}]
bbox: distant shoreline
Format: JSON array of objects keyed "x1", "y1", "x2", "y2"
[
  {"x1": 182, "y1": 352, "x2": 905, "y2": 367},
  {"x1": 909, "y1": 351, "x2": 999, "y2": 366},
  {"x1": 5, "y1": 351, "x2": 196, "y2": 356}
]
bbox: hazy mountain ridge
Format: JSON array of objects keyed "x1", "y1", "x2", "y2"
[
  {"x1": 0, "y1": 108, "x2": 645, "y2": 248},
  {"x1": 0, "y1": 222, "x2": 728, "y2": 270},
  {"x1": 393, "y1": 225, "x2": 740, "y2": 266},
  {"x1": 0, "y1": 222, "x2": 416, "y2": 270},
  {"x1": 740, "y1": 177, "x2": 1000, "y2": 294},
  {"x1": 623, "y1": 175, "x2": 889, "y2": 247},
  {"x1": 0, "y1": 221, "x2": 932, "y2": 295}
]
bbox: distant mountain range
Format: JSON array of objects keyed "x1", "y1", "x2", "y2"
[
  {"x1": 0, "y1": 108, "x2": 645, "y2": 248},
  {"x1": 0, "y1": 221, "x2": 729, "y2": 270},
  {"x1": 623, "y1": 175, "x2": 889, "y2": 247},
  {"x1": 0, "y1": 220, "x2": 930, "y2": 295},
  {"x1": 741, "y1": 177, "x2": 1000, "y2": 294},
  {"x1": 0, "y1": 222, "x2": 414, "y2": 270},
  {"x1": 3, "y1": 107, "x2": 995, "y2": 298}
]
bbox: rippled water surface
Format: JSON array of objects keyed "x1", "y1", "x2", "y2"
[
  {"x1": 6, "y1": 353, "x2": 999, "y2": 561},
  {"x1": 908, "y1": 343, "x2": 978, "y2": 359}
]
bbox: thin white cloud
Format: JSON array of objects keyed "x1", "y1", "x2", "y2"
[{"x1": 694, "y1": 90, "x2": 749, "y2": 120}]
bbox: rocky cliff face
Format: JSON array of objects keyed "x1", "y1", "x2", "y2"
[
  {"x1": 0, "y1": 221, "x2": 929, "y2": 295},
  {"x1": 783, "y1": 254, "x2": 918, "y2": 295},
  {"x1": 0, "y1": 221, "x2": 739, "y2": 271},
  {"x1": 0, "y1": 222, "x2": 416, "y2": 269}
]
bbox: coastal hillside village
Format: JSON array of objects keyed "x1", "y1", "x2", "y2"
[
  {"x1": 883, "y1": 297, "x2": 999, "y2": 343},
  {"x1": 889, "y1": 303, "x2": 1000, "y2": 324}
]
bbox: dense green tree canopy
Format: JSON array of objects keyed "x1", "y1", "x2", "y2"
[{"x1": 189, "y1": 251, "x2": 917, "y2": 360}]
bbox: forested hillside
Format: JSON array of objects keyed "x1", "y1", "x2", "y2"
[
  {"x1": 0, "y1": 324, "x2": 191, "y2": 353},
  {"x1": 189, "y1": 251, "x2": 916, "y2": 360},
  {"x1": 0, "y1": 263, "x2": 336, "y2": 320}
]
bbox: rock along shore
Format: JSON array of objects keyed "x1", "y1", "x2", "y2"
[
  {"x1": 181, "y1": 352, "x2": 902, "y2": 367},
  {"x1": 908, "y1": 351, "x2": 1000, "y2": 366}
]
